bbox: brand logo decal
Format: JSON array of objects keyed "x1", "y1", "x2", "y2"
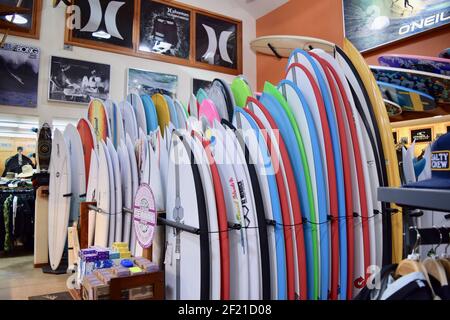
[
  {"x1": 431, "y1": 151, "x2": 449, "y2": 171},
  {"x1": 201, "y1": 24, "x2": 234, "y2": 64}
]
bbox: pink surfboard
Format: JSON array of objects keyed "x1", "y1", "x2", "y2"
[{"x1": 199, "y1": 99, "x2": 220, "y2": 126}]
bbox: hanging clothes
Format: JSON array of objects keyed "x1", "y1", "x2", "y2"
[{"x1": 3, "y1": 195, "x2": 13, "y2": 252}]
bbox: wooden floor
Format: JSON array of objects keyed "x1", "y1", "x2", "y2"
[{"x1": 0, "y1": 255, "x2": 69, "y2": 300}]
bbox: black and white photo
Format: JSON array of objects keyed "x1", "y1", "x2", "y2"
[
  {"x1": 195, "y1": 13, "x2": 238, "y2": 69},
  {"x1": 0, "y1": 43, "x2": 40, "y2": 108},
  {"x1": 193, "y1": 78, "x2": 212, "y2": 96},
  {"x1": 139, "y1": 0, "x2": 191, "y2": 59},
  {"x1": 49, "y1": 56, "x2": 110, "y2": 104}
]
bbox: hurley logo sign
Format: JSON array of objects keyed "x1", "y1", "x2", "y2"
[{"x1": 431, "y1": 151, "x2": 450, "y2": 171}]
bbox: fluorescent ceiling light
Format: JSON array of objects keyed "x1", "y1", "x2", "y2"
[
  {"x1": 5, "y1": 14, "x2": 28, "y2": 25},
  {"x1": 92, "y1": 31, "x2": 111, "y2": 39}
]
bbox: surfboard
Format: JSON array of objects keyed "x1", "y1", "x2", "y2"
[
  {"x1": 250, "y1": 35, "x2": 335, "y2": 57},
  {"x1": 384, "y1": 99, "x2": 403, "y2": 116},
  {"x1": 288, "y1": 49, "x2": 348, "y2": 298},
  {"x1": 277, "y1": 80, "x2": 329, "y2": 301},
  {"x1": 189, "y1": 93, "x2": 199, "y2": 118},
  {"x1": 214, "y1": 123, "x2": 262, "y2": 300},
  {"x1": 231, "y1": 76, "x2": 253, "y2": 108},
  {"x1": 77, "y1": 118, "x2": 96, "y2": 187},
  {"x1": 34, "y1": 186, "x2": 49, "y2": 266},
  {"x1": 48, "y1": 128, "x2": 71, "y2": 271},
  {"x1": 63, "y1": 124, "x2": 86, "y2": 223},
  {"x1": 377, "y1": 81, "x2": 436, "y2": 112},
  {"x1": 119, "y1": 100, "x2": 138, "y2": 142},
  {"x1": 259, "y1": 87, "x2": 318, "y2": 300},
  {"x1": 208, "y1": 127, "x2": 250, "y2": 300},
  {"x1": 125, "y1": 134, "x2": 139, "y2": 254},
  {"x1": 164, "y1": 95, "x2": 180, "y2": 129},
  {"x1": 196, "y1": 88, "x2": 209, "y2": 105},
  {"x1": 208, "y1": 80, "x2": 229, "y2": 121},
  {"x1": 174, "y1": 99, "x2": 188, "y2": 129},
  {"x1": 370, "y1": 65, "x2": 450, "y2": 105},
  {"x1": 152, "y1": 94, "x2": 171, "y2": 136},
  {"x1": 37, "y1": 123, "x2": 52, "y2": 172},
  {"x1": 200, "y1": 136, "x2": 231, "y2": 300},
  {"x1": 199, "y1": 99, "x2": 221, "y2": 127},
  {"x1": 378, "y1": 54, "x2": 450, "y2": 76},
  {"x1": 165, "y1": 131, "x2": 210, "y2": 300},
  {"x1": 94, "y1": 141, "x2": 110, "y2": 248},
  {"x1": 117, "y1": 142, "x2": 132, "y2": 244},
  {"x1": 104, "y1": 139, "x2": 116, "y2": 247},
  {"x1": 104, "y1": 100, "x2": 122, "y2": 148},
  {"x1": 88, "y1": 99, "x2": 109, "y2": 143},
  {"x1": 141, "y1": 94, "x2": 159, "y2": 133},
  {"x1": 86, "y1": 150, "x2": 98, "y2": 246},
  {"x1": 185, "y1": 133, "x2": 221, "y2": 300},
  {"x1": 344, "y1": 39, "x2": 402, "y2": 263},
  {"x1": 233, "y1": 108, "x2": 286, "y2": 300},
  {"x1": 216, "y1": 79, "x2": 236, "y2": 121},
  {"x1": 128, "y1": 93, "x2": 148, "y2": 135},
  {"x1": 107, "y1": 139, "x2": 122, "y2": 243}
]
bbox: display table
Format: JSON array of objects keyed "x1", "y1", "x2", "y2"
[{"x1": 377, "y1": 187, "x2": 450, "y2": 212}]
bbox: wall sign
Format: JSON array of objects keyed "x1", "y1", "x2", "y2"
[
  {"x1": 70, "y1": 0, "x2": 135, "y2": 49},
  {"x1": 0, "y1": 43, "x2": 40, "y2": 108},
  {"x1": 133, "y1": 183, "x2": 157, "y2": 249},
  {"x1": 139, "y1": 0, "x2": 190, "y2": 59},
  {"x1": 127, "y1": 68, "x2": 178, "y2": 98},
  {"x1": 195, "y1": 13, "x2": 238, "y2": 69},
  {"x1": 343, "y1": 0, "x2": 450, "y2": 53},
  {"x1": 48, "y1": 56, "x2": 110, "y2": 104},
  {"x1": 0, "y1": 0, "x2": 42, "y2": 39},
  {"x1": 411, "y1": 128, "x2": 432, "y2": 143}
]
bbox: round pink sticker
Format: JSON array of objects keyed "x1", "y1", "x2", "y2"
[{"x1": 133, "y1": 183, "x2": 157, "y2": 249}]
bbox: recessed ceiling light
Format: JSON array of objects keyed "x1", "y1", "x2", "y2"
[{"x1": 5, "y1": 14, "x2": 28, "y2": 25}]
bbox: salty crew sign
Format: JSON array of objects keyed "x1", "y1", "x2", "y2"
[{"x1": 431, "y1": 151, "x2": 449, "y2": 171}]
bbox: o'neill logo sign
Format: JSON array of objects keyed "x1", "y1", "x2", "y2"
[
  {"x1": 56, "y1": 0, "x2": 126, "y2": 40},
  {"x1": 399, "y1": 11, "x2": 450, "y2": 35}
]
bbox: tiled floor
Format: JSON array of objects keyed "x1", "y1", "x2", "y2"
[{"x1": 0, "y1": 255, "x2": 69, "y2": 300}]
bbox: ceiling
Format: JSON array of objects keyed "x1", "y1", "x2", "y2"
[{"x1": 233, "y1": 0, "x2": 289, "y2": 19}]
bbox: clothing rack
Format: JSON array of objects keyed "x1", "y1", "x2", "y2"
[{"x1": 408, "y1": 227, "x2": 450, "y2": 246}]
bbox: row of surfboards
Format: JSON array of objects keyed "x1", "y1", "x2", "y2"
[
  {"x1": 48, "y1": 36, "x2": 401, "y2": 300},
  {"x1": 372, "y1": 54, "x2": 450, "y2": 117}
]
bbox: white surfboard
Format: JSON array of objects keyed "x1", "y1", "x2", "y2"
[
  {"x1": 94, "y1": 141, "x2": 110, "y2": 247},
  {"x1": 63, "y1": 124, "x2": 86, "y2": 223},
  {"x1": 48, "y1": 129, "x2": 71, "y2": 271},
  {"x1": 128, "y1": 93, "x2": 148, "y2": 135},
  {"x1": 117, "y1": 142, "x2": 132, "y2": 243},
  {"x1": 86, "y1": 149, "x2": 98, "y2": 246},
  {"x1": 126, "y1": 134, "x2": 139, "y2": 254},
  {"x1": 119, "y1": 100, "x2": 139, "y2": 142},
  {"x1": 107, "y1": 139, "x2": 123, "y2": 243}
]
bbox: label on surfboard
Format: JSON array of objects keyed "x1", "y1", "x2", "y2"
[{"x1": 133, "y1": 184, "x2": 157, "y2": 249}]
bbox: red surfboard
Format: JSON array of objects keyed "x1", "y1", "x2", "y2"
[
  {"x1": 244, "y1": 106, "x2": 296, "y2": 300},
  {"x1": 286, "y1": 63, "x2": 340, "y2": 300},
  {"x1": 199, "y1": 135, "x2": 230, "y2": 300},
  {"x1": 245, "y1": 97, "x2": 308, "y2": 300},
  {"x1": 312, "y1": 54, "x2": 371, "y2": 298},
  {"x1": 77, "y1": 118, "x2": 95, "y2": 187}
]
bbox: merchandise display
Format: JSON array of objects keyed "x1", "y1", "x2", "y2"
[{"x1": 1, "y1": 1, "x2": 449, "y2": 306}]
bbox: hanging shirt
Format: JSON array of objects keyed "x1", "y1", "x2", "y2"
[{"x1": 380, "y1": 271, "x2": 434, "y2": 300}]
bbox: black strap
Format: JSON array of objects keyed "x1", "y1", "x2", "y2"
[{"x1": 63, "y1": 193, "x2": 72, "y2": 198}]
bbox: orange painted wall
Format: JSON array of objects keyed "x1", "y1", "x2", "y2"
[{"x1": 256, "y1": 0, "x2": 450, "y2": 91}]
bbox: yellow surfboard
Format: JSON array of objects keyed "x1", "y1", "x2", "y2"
[
  {"x1": 343, "y1": 39, "x2": 403, "y2": 263},
  {"x1": 87, "y1": 99, "x2": 109, "y2": 143},
  {"x1": 152, "y1": 94, "x2": 170, "y2": 136}
]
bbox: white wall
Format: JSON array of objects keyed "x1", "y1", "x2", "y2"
[{"x1": 0, "y1": 0, "x2": 256, "y2": 125}]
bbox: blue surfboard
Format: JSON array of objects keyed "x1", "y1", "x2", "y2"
[
  {"x1": 164, "y1": 95, "x2": 180, "y2": 129},
  {"x1": 234, "y1": 107, "x2": 287, "y2": 300},
  {"x1": 288, "y1": 49, "x2": 347, "y2": 299},
  {"x1": 279, "y1": 79, "x2": 330, "y2": 301},
  {"x1": 141, "y1": 94, "x2": 158, "y2": 133}
]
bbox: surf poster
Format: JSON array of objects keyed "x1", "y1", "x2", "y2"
[
  {"x1": 193, "y1": 78, "x2": 212, "y2": 96},
  {"x1": 0, "y1": 43, "x2": 40, "y2": 108},
  {"x1": 139, "y1": 0, "x2": 191, "y2": 59},
  {"x1": 195, "y1": 13, "x2": 238, "y2": 69},
  {"x1": 343, "y1": 0, "x2": 450, "y2": 52},
  {"x1": 48, "y1": 56, "x2": 110, "y2": 104},
  {"x1": 127, "y1": 68, "x2": 178, "y2": 98}
]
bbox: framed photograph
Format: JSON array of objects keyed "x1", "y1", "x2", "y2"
[
  {"x1": 0, "y1": 43, "x2": 40, "y2": 108},
  {"x1": 48, "y1": 56, "x2": 110, "y2": 104},
  {"x1": 195, "y1": 13, "x2": 239, "y2": 70},
  {"x1": 193, "y1": 78, "x2": 212, "y2": 96},
  {"x1": 411, "y1": 128, "x2": 433, "y2": 143},
  {"x1": 127, "y1": 68, "x2": 178, "y2": 98},
  {"x1": 68, "y1": 0, "x2": 135, "y2": 49},
  {"x1": 343, "y1": 0, "x2": 450, "y2": 53},
  {"x1": 0, "y1": 0, "x2": 42, "y2": 39},
  {"x1": 139, "y1": 0, "x2": 191, "y2": 59}
]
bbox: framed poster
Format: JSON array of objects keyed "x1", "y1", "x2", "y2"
[
  {"x1": 195, "y1": 13, "x2": 239, "y2": 70},
  {"x1": 139, "y1": 0, "x2": 191, "y2": 59},
  {"x1": 343, "y1": 0, "x2": 450, "y2": 52},
  {"x1": 193, "y1": 78, "x2": 212, "y2": 96},
  {"x1": 411, "y1": 128, "x2": 432, "y2": 143},
  {"x1": 0, "y1": 43, "x2": 40, "y2": 108},
  {"x1": 48, "y1": 56, "x2": 110, "y2": 104},
  {"x1": 0, "y1": 0, "x2": 42, "y2": 39},
  {"x1": 68, "y1": 0, "x2": 135, "y2": 49},
  {"x1": 127, "y1": 68, "x2": 178, "y2": 98}
]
